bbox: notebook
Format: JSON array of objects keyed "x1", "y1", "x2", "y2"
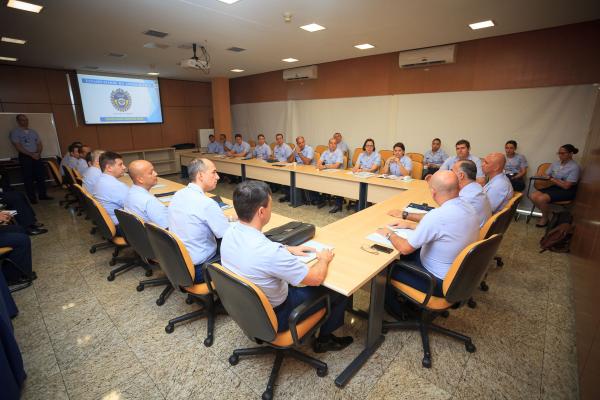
[{"x1": 295, "y1": 240, "x2": 334, "y2": 264}]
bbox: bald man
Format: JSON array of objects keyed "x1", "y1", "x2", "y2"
[
  {"x1": 377, "y1": 170, "x2": 479, "y2": 317},
  {"x1": 482, "y1": 152, "x2": 514, "y2": 213},
  {"x1": 124, "y1": 160, "x2": 168, "y2": 228}
]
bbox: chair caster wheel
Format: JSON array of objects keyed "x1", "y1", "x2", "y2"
[
  {"x1": 422, "y1": 357, "x2": 432, "y2": 368},
  {"x1": 465, "y1": 342, "x2": 476, "y2": 353},
  {"x1": 467, "y1": 298, "x2": 477, "y2": 308},
  {"x1": 316, "y1": 367, "x2": 328, "y2": 377},
  {"x1": 204, "y1": 336, "x2": 213, "y2": 347},
  {"x1": 440, "y1": 310, "x2": 450, "y2": 318},
  {"x1": 89, "y1": 247, "x2": 96, "y2": 254},
  {"x1": 107, "y1": 274, "x2": 115, "y2": 282},
  {"x1": 228, "y1": 354, "x2": 239, "y2": 366},
  {"x1": 156, "y1": 297, "x2": 165, "y2": 306},
  {"x1": 136, "y1": 284, "x2": 144, "y2": 292},
  {"x1": 480, "y1": 282, "x2": 489, "y2": 292},
  {"x1": 109, "y1": 259, "x2": 116, "y2": 266},
  {"x1": 145, "y1": 270, "x2": 153, "y2": 277},
  {"x1": 262, "y1": 390, "x2": 273, "y2": 400},
  {"x1": 165, "y1": 324, "x2": 174, "y2": 334},
  {"x1": 185, "y1": 296, "x2": 194, "y2": 305}
]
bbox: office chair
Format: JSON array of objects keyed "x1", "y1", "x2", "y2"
[
  {"x1": 315, "y1": 145, "x2": 327, "y2": 155},
  {"x1": 411, "y1": 161, "x2": 423, "y2": 180},
  {"x1": 47, "y1": 158, "x2": 75, "y2": 207},
  {"x1": 60, "y1": 165, "x2": 80, "y2": 209},
  {"x1": 383, "y1": 234, "x2": 503, "y2": 368},
  {"x1": 73, "y1": 184, "x2": 97, "y2": 235},
  {"x1": 145, "y1": 223, "x2": 216, "y2": 344},
  {"x1": 378, "y1": 149, "x2": 393, "y2": 164},
  {"x1": 114, "y1": 209, "x2": 173, "y2": 306},
  {"x1": 82, "y1": 192, "x2": 144, "y2": 280},
  {"x1": 207, "y1": 263, "x2": 330, "y2": 400},
  {"x1": 407, "y1": 152, "x2": 424, "y2": 163},
  {"x1": 524, "y1": 162, "x2": 573, "y2": 223}
]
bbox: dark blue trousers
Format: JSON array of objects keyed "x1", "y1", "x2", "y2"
[
  {"x1": 274, "y1": 285, "x2": 347, "y2": 335},
  {"x1": 0, "y1": 191, "x2": 37, "y2": 228},
  {"x1": 0, "y1": 225, "x2": 32, "y2": 282},
  {"x1": 17, "y1": 153, "x2": 47, "y2": 201}
]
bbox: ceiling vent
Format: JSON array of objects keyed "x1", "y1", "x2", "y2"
[
  {"x1": 107, "y1": 52, "x2": 127, "y2": 58},
  {"x1": 283, "y1": 65, "x2": 318, "y2": 81},
  {"x1": 143, "y1": 29, "x2": 168, "y2": 38},
  {"x1": 398, "y1": 44, "x2": 456, "y2": 68},
  {"x1": 227, "y1": 46, "x2": 246, "y2": 52},
  {"x1": 143, "y1": 42, "x2": 169, "y2": 49}
]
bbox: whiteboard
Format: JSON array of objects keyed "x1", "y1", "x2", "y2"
[{"x1": 0, "y1": 113, "x2": 62, "y2": 159}]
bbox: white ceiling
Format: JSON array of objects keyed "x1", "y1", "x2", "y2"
[{"x1": 1, "y1": 0, "x2": 599, "y2": 81}]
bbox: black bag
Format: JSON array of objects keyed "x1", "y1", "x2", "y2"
[{"x1": 264, "y1": 221, "x2": 316, "y2": 246}]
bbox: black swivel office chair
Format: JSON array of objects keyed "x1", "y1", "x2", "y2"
[
  {"x1": 145, "y1": 223, "x2": 216, "y2": 345},
  {"x1": 206, "y1": 262, "x2": 330, "y2": 400},
  {"x1": 61, "y1": 165, "x2": 80, "y2": 210},
  {"x1": 383, "y1": 234, "x2": 503, "y2": 368},
  {"x1": 114, "y1": 209, "x2": 173, "y2": 306}
]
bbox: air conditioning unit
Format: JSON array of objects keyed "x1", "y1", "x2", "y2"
[
  {"x1": 282, "y1": 65, "x2": 318, "y2": 81},
  {"x1": 398, "y1": 44, "x2": 456, "y2": 68}
]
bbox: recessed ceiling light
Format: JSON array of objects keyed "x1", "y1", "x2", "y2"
[
  {"x1": 0, "y1": 56, "x2": 18, "y2": 62},
  {"x1": 469, "y1": 20, "x2": 495, "y2": 30},
  {"x1": 354, "y1": 43, "x2": 375, "y2": 50},
  {"x1": 282, "y1": 58, "x2": 299, "y2": 63},
  {"x1": 230, "y1": 69, "x2": 244, "y2": 73},
  {"x1": 300, "y1": 23, "x2": 326, "y2": 32},
  {"x1": 217, "y1": 0, "x2": 240, "y2": 4},
  {"x1": 6, "y1": 0, "x2": 43, "y2": 13},
  {"x1": 147, "y1": 72, "x2": 160, "y2": 76},
  {"x1": 1, "y1": 36, "x2": 27, "y2": 45}
]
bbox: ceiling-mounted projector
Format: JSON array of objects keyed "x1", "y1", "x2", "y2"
[{"x1": 180, "y1": 43, "x2": 210, "y2": 73}]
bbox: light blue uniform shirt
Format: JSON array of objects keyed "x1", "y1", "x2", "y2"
[
  {"x1": 221, "y1": 222, "x2": 308, "y2": 307},
  {"x1": 274, "y1": 143, "x2": 292, "y2": 162},
  {"x1": 440, "y1": 155, "x2": 484, "y2": 179},
  {"x1": 406, "y1": 197, "x2": 479, "y2": 279},
  {"x1": 337, "y1": 141, "x2": 351, "y2": 166},
  {"x1": 504, "y1": 154, "x2": 528, "y2": 174},
  {"x1": 459, "y1": 182, "x2": 492, "y2": 228},
  {"x1": 546, "y1": 160, "x2": 580, "y2": 183},
  {"x1": 82, "y1": 166, "x2": 102, "y2": 193},
  {"x1": 59, "y1": 154, "x2": 79, "y2": 176},
  {"x1": 223, "y1": 141, "x2": 233, "y2": 152},
  {"x1": 75, "y1": 158, "x2": 89, "y2": 174},
  {"x1": 92, "y1": 173, "x2": 129, "y2": 225},
  {"x1": 424, "y1": 149, "x2": 449, "y2": 167},
  {"x1": 232, "y1": 141, "x2": 251, "y2": 155},
  {"x1": 9, "y1": 127, "x2": 40, "y2": 153},
  {"x1": 389, "y1": 156, "x2": 413, "y2": 176},
  {"x1": 483, "y1": 173, "x2": 514, "y2": 213},
  {"x1": 168, "y1": 183, "x2": 230, "y2": 265},
  {"x1": 319, "y1": 149, "x2": 344, "y2": 167},
  {"x1": 356, "y1": 151, "x2": 381, "y2": 170},
  {"x1": 294, "y1": 145, "x2": 315, "y2": 165},
  {"x1": 124, "y1": 184, "x2": 169, "y2": 229},
  {"x1": 253, "y1": 143, "x2": 272, "y2": 160},
  {"x1": 207, "y1": 141, "x2": 224, "y2": 154}
]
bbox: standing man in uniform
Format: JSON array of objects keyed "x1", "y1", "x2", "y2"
[{"x1": 9, "y1": 114, "x2": 52, "y2": 203}]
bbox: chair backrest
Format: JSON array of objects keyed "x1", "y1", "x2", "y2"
[
  {"x1": 407, "y1": 152, "x2": 424, "y2": 163},
  {"x1": 47, "y1": 158, "x2": 63, "y2": 186},
  {"x1": 534, "y1": 163, "x2": 553, "y2": 190},
  {"x1": 62, "y1": 165, "x2": 75, "y2": 185},
  {"x1": 351, "y1": 148, "x2": 362, "y2": 167},
  {"x1": 378, "y1": 150, "x2": 393, "y2": 164},
  {"x1": 315, "y1": 145, "x2": 327, "y2": 155},
  {"x1": 503, "y1": 192, "x2": 523, "y2": 230},
  {"x1": 269, "y1": 142, "x2": 276, "y2": 151},
  {"x1": 72, "y1": 167, "x2": 83, "y2": 182},
  {"x1": 145, "y1": 223, "x2": 195, "y2": 288},
  {"x1": 72, "y1": 183, "x2": 89, "y2": 213},
  {"x1": 248, "y1": 139, "x2": 256, "y2": 147},
  {"x1": 443, "y1": 234, "x2": 503, "y2": 303},
  {"x1": 83, "y1": 191, "x2": 117, "y2": 240},
  {"x1": 479, "y1": 206, "x2": 512, "y2": 240},
  {"x1": 411, "y1": 160, "x2": 423, "y2": 180},
  {"x1": 288, "y1": 143, "x2": 296, "y2": 150},
  {"x1": 207, "y1": 263, "x2": 277, "y2": 343},
  {"x1": 314, "y1": 151, "x2": 321, "y2": 166},
  {"x1": 343, "y1": 155, "x2": 348, "y2": 169},
  {"x1": 115, "y1": 209, "x2": 155, "y2": 262}
]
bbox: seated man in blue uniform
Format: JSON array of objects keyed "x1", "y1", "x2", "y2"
[
  {"x1": 91, "y1": 151, "x2": 128, "y2": 234},
  {"x1": 482, "y1": 152, "x2": 514, "y2": 214},
  {"x1": 377, "y1": 170, "x2": 479, "y2": 317},
  {"x1": 0, "y1": 213, "x2": 33, "y2": 284},
  {"x1": 206, "y1": 134, "x2": 224, "y2": 154},
  {"x1": 124, "y1": 160, "x2": 168, "y2": 228},
  {"x1": 221, "y1": 180, "x2": 353, "y2": 353}
]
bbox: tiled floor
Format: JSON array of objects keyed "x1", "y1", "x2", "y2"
[{"x1": 11, "y1": 178, "x2": 579, "y2": 399}]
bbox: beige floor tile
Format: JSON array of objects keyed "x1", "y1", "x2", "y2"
[{"x1": 21, "y1": 371, "x2": 69, "y2": 400}]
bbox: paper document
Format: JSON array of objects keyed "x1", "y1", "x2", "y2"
[
  {"x1": 321, "y1": 169, "x2": 340, "y2": 173},
  {"x1": 296, "y1": 240, "x2": 334, "y2": 264},
  {"x1": 347, "y1": 171, "x2": 375, "y2": 178},
  {"x1": 157, "y1": 196, "x2": 173, "y2": 203},
  {"x1": 404, "y1": 207, "x2": 429, "y2": 214},
  {"x1": 366, "y1": 227, "x2": 412, "y2": 247},
  {"x1": 153, "y1": 184, "x2": 167, "y2": 189},
  {"x1": 379, "y1": 174, "x2": 399, "y2": 180}
]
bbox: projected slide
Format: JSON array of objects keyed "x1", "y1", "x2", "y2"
[{"x1": 77, "y1": 73, "x2": 163, "y2": 124}]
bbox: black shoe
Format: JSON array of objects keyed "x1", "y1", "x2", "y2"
[
  {"x1": 329, "y1": 205, "x2": 341, "y2": 214},
  {"x1": 39, "y1": 196, "x2": 54, "y2": 201},
  {"x1": 31, "y1": 222, "x2": 44, "y2": 228},
  {"x1": 279, "y1": 196, "x2": 290, "y2": 203},
  {"x1": 27, "y1": 227, "x2": 48, "y2": 236},
  {"x1": 313, "y1": 334, "x2": 353, "y2": 353},
  {"x1": 316, "y1": 201, "x2": 327, "y2": 209}
]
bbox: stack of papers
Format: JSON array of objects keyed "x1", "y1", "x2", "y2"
[
  {"x1": 366, "y1": 227, "x2": 412, "y2": 247},
  {"x1": 348, "y1": 171, "x2": 376, "y2": 179},
  {"x1": 404, "y1": 206, "x2": 429, "y2": 214},
  {"x1": 296, "y1": 240, "x2": 334, "y2": 264}
]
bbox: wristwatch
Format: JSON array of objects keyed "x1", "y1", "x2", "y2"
[{"x1": 402, "y1": 211, "x2": 409, "y2": 220}]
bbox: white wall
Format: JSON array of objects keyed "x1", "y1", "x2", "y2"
[{"x1": 232, "y1": 85, "x2": 597, "y2": 181}]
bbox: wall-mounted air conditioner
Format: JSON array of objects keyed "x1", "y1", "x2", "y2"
[
  {"x1": 282, "y1": 65, "x2": 318, "y2": 81},
  {"x1": 398, "y1": 44, "x2": 456, "y2": 68}
]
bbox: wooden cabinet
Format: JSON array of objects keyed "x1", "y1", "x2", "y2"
[{"x1": 120, "y1": 147, "x2": 177, "y2": 175}]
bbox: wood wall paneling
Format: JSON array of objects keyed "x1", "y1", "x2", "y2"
[
  {"x1": 211, "y1": 77, "x2": 232, "y2": 137},
  {"x1": 131, "y1": 124, "x2": 163, "y2": 150},
  {"x1": 51, "y1": 104, "x2": 99, "y2": 152},
  {"x1": 45, "y1": 69, "x2": 72, "y2": 105},
  {"x1": 0, "y1": 65, "x2": 50, "y2": 104},
  {"x1": 184, "y1": 81, "x2": 212, "y2": 107},
  {"x1": 159, "y1": 78, "x2": 187, "y2": 107},
  {"x1": 185, "y1": 106, "x2": 213, "y2": 143},
  {"x1": 96, "y1": 124, "x2": 133, "y2": 151},
  {"x1": 1, "y1": 103, "x2": 54, "y2": 113},
  {"x1": 161, "y1": 107, "x2": 190, "y2": 146}
]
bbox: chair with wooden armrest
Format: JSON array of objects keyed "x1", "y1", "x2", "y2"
[
  {"x1": 525, "y1": 162, "x2": 562, "y2": 223},
  {"x1": 60, "y1": 165, "x2": 80, "y2": 209},
  {"x1": 407, "y1": 152, "x2": 424, "y2": 163},
  {"x1": 114, "y1": 209, "x2": 173, "y2": 306},
  {"x1": 145, "y1": 223, "x2": 216, "y2": 345},
  {"x1": 411, "y1": 160, "x2": 423, "y2": 180},
  {"x1": 206, "y1": 262, "x2": 330, "y2": 400},
  {"x1": 315, "y1": 145, "x2": 327, "y2": 155},
  {"x1": 383, "y1": 234, "x2": 503, "y2": 368}
]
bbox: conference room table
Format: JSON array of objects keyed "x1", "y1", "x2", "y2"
[{"x1": 120, "y1": 169, "x2": 436, "y2": 387}]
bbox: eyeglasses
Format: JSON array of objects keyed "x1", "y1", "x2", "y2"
[{"x1": 365, "y1": 144, "x2": 374, "y2": 147}]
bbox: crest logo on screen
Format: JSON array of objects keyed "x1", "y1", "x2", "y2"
[{"x1": 110, "y1": 88, "x2": 132, "y2": 112}]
